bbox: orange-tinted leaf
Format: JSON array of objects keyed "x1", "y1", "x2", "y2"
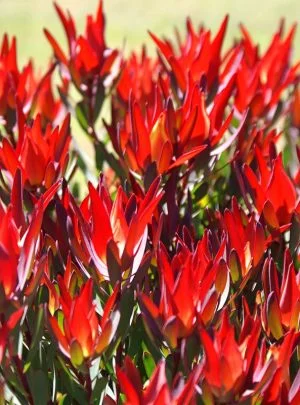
[{"x1": 267, "y1": 291, "x2": 283, "y2": 340}]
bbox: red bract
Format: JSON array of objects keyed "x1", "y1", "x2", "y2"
[
  {"x1": 44, "y1": 1, "x2": 118, "y2": 89},
  {"x1": 0, "y1": 35, "x2": 66, "y2": 131},
  {"x1": 0, "y1": 205, "x2": 19, "y2": 298},
  {"x1": 260, "y1": 251, "x2": 300, "y2": 340},
  {"x1": 200, "y1": 310, "x2": 261, "y2": 402},
  {"x1": 116, "y1": 356, "x2": 201, "y2": 405},
  {"x1": 107, "y1": 75, "x2": 235, "y2": 176},
  {"x1": 32, "y1": 70, "x2": 68, "y2": 127},
  {"x1": 244, "y1": 148, "x2": 299, "y2": 226},
  {"x1": 235, "y1": 23, "x2": 299, "y2": 120},
  {"x1": 150, "y1": 16, "x2": 229, "y2": 93},
  {"x1": 1, "y1": 2, "x2": 300, "y2": 402},
  {"x1": 66, "y1": 177, "x2": 163, "y2": 283},
  {"x1": 0, "y1": 174, "x2": 61, "y2": 297},
  {"x1": 223, "y1": 197, "x2": 266, "y2": 279},
  {"x1": 206, "y1": 197, "x2": 267, "y2": 289},
  {"x1": 0, "y1": 112, "x2": 70, "y2": 189},
  {"x1": 291, "y1": 85, "x2": 300, "y2": 128},
  {"x1": 251, "y1": 331, "x2": 300, "y2": 404},
  {"x1": 293, "y1": 146, "x2": 300, "y2": 187},
  {"x1": 116, "y1": 48, "x2": 164, "y2": 108},
  {"x1": 151, "y1": 18, "x2": 299, "y2": 122},
  {"x1": 0, "y1": 35, "x2": 33, "y2": 128},
  {"x1": 48, "y1": 279, "x2": 120, "y2": 365},
  {"x1": 200, "y1": 311, "x2": 300, "y2": 403},
  {"x1": 234, "y1": 127, "x2": 282, "y2": 166},
  {"x1": 139, "y1": 232, "x2": 230, "y2": 348}
]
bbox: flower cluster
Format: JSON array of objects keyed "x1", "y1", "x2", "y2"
[{"x1": 0, "y1": 1, "x2": 299, "y2": 404}]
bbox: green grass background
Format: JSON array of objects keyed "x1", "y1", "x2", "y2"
[
  {"x1": 0, "y1": 0, "x2": 299, "y2": 194},
  {"x1": 0, "y1": 0, "x2": 300, "y2": 68}
]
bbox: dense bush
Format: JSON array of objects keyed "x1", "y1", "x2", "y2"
[{"x1": 0, "y1": 1, "x2": 299, "y2": 403}]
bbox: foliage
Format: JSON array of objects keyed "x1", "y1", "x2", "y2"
[{"x1": 0, "y1": 1, "x2": 299, "y2": 404}]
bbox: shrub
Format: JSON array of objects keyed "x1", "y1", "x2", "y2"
[{"x1": 0, "y1": 1, "x2": 299, "y2": 404}]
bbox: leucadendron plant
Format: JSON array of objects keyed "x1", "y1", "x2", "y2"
[{"x1": 0, "y1": 1, "x2": 299, "y2": 404}]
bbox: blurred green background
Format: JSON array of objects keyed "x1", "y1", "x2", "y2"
[
  {"x1": 0, "y1": 0, "x2": 299, "y2": 191},
  {"x1": 0, "y1": 0, "x2": 300, "y2": 68}
]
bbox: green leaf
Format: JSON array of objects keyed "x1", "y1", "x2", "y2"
[
  {"x1": 229, "y1": 249, "x2": 242, "y2": 284},
  {"x1": 91, "y1": 377, "x2": 107, "y2": 404},
  {"x1": 104, "y1": 289, "x2": 135, "y2": 360},
  {"x1": 1, "y1": 366, "x2": 28, "y2": 405},
  {"x1": 75, "y1": 101, "x2": 89, "y2": 132},
  {"x1": 215, "y1": 176, "x2": 226, "y2": 192},
  {"x1": 143, "y1": 351, "x2": 155, "y2": 379},
  {"x1": 27, "y1": 306, "x2": 44, "y2": 362},
  {"x1": 290, "y1": 214, "x2": 300, "y2": 254},
  {"x1": 194, "y1": 182, "x2": 209, "y2": 201},
  {"x1": 70, "y1": 340, "x2": 84, "y2": 367},
  {"x1": 55, "y1": 357, "x2": 87, "y2": 403},
  {"x1": 267, "y1": 292, "x2": 283, "y2": 340},
  {"x1": 95, "y1": 140, "x2": 126, "y2": 181},
  {"x1": 72, "y1": 182, "x2": 80, "y2": 199},
  {"x1": 55, "y1": 308, "x2": 64, "y2": 328},
  {"x1": 93, "y1": 83, "x2": 105, "y2": 123},
  {"x1": 56, "y1": 393, "x2": 68, "y2": 405},
  {"x1": 95, "y1": 141, "x2": 105, "y2": 171},
  {"x1": 116, "y1": 289, "x2": 135, "y2": 339},
  {"x1": 185, "y1": 334, "x2": 201, "y2": 368},
  {"x1": 128, "y1": 316, "x2": 146, "y2": 358},
  {"x1": 28, "y1": 370, "x2": 49, "y2": 405},
  {"x1": 140, "y1": 317, "x2": 162, "y2": 363}
]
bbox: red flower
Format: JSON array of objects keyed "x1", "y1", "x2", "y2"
[
  {"x1": 149, "y1": 16, "x2": 229, "y2": 93},
  {"x1": 64, "y1": 177, "x2": 163, "y2": 283},
  {"x1": 49, "y1": 279, "x2": 120, "y2": 365},
  {"x1": 44, "y1": 1, "x2": 119, "y2": 89},
  {"x1": 0, "y1": 35, "x2": 66, "y2": 131},
  {"x1": 200, "y1": 310, "x2": 261, "y2": 402},
  {"x1": 260, "y1": 250, "x2": 300, "y2": 340},
  {"x1": 251, "y1": 331, "x2": 300, "y2": 403},
  {"x1": 235, "y1": 23, "x2": 299, "y2": 120},
  {"x1": 32, "y1": 69, "x2": 69, "y2": 127},
  {"x1": 0, "y1": 35, "x2": 32, "y2": 127},
  {"x1": 0, "y1": 174, "x2": 61, "y2": 297},
  {"x1": 0, "y1": 113, "x2": 70, "y2": 189},
  {"x1": 234, "y1": 127, "x2": 282, "y2": 166},
  {"x1": 244, "y1": 148, "x2": 299, "y2": 226},
  {"x1": 291, "y1": 85, "x2": 300, "y2": 128},
  {"x1": 107, "y1": 75, "x2": 234, "y2": 175},
  {"x1": 223, "y1": 197, "x2": 266, "y2": 278},
  {"x1": 0, "y1": 204, "x2": 19, "y2": 297},
  {"x1": 139, "y1": 233, "x2": 230, "y2": 347},
  {"x1": 116, "y1": 356, "x2": 201, "y2": 405},
  {"x1": 116, "y1": 48, "x2": 165, "y2": 108}
]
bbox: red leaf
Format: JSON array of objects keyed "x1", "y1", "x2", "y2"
[
  {"x1": 200, "y1": 329, "x2": 221, "y2": 388},
  {"x1": 168, "y1": 145, "x2": 207, "y2": 170},
  {"x1": 44, "y1": 29, "x2": 68, "y2": 65},
  {"x1": 11, "y1": 169, "x2": 25, "y2": 231},
  {"x1": 116, "y1": 366, "x2": 140, "y2": 405},
  {"x1": 88, "y1": 182, "x2": 113, "y2": 262},
  {"x1": 267, "y1": 156, "x2": 297, "y2": 224}
]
